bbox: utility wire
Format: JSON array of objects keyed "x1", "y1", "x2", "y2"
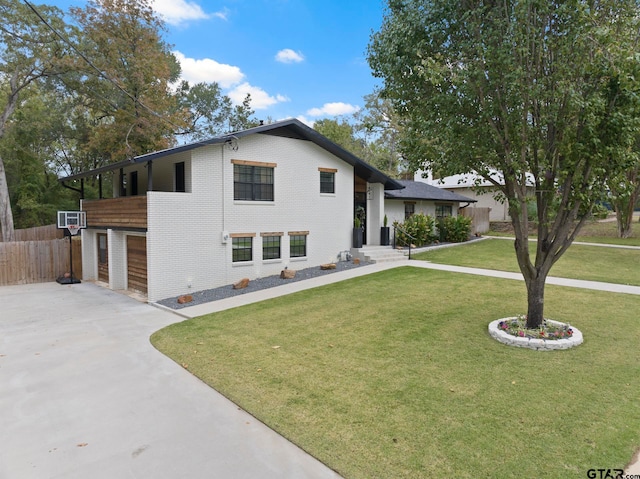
[
  {"x1": 22, "y1": 0, "x2": 186, "y2": 133},
  {"x1": 22, "y1": 0, "x2": 253, "y2": 162}
]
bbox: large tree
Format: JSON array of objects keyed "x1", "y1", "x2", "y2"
[
  {"x1": 175, "y1": 81, "x2": 258, "y2": 142},
  {"x1": 68, "y1": 0, "x2": 185, "y2": 164},
  {"x1": 0, "y1": 0, "x2": 70, "y2": 241},
  {"x1": 354, "y1": 92, "x2": 408, "y2": 177},
  {"x1": 369, "y1": 0, "x2": 640, "y2": 328}
]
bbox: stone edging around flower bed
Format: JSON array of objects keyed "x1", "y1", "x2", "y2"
[{"x1": 488, "y1": 318, "x2": 584, "y2": 351}]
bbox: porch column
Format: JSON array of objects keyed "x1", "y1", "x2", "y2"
[{"x1": 107, "y1": 229, "x2": 127, "y2": 291}]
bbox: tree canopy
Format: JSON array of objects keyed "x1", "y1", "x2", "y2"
[
  {"x1": 0, "y1": 0, "x2": 258, "y2": 237},
  {"x1": 369, "y1": 0, "x2": 640, "y2": 327}
]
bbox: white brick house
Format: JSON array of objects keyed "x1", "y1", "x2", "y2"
[{"x1": 60, "y1": 119, "x2": 403, "y2": 302}]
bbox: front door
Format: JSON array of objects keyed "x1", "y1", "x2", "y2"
[{"x1": 354, "y1": 192, "x2": 367, "y2": 245}]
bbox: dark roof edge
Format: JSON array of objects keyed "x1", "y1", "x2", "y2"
[{"x1": 58, "y1": 118, "x2": 404, "y2": 190}]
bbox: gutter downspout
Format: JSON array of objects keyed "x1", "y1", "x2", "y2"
[{"x1": 61, "y1": 178, "x2": 84, "y2": 199}]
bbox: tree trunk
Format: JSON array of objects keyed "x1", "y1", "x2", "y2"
[
  {"x1": 525, "y1": 273, "x2": 547, "y2": 329},
  {"x1": 617, "y1": 208, "x2": 633, "y2": 238},
  {"x1": 0, "y1": 155, "x2": 15, "y2": 242}
]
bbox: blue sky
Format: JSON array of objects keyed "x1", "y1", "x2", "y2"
[{"x1": 44, "y1": 0, "x2": 387, "y2": 126}]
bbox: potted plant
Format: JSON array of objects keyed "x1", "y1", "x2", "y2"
[
  {"x1": 380, "y1": 214, "x2": 390, "y2": 246},
  {"x1": 353, "y1": 216, "x2": 363, "y2": 248}
]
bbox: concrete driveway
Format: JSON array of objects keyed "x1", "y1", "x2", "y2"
[{"x1": 0, "y1": 282, "x2": 341, "y2": 479}]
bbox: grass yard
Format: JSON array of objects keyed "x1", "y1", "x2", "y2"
[
  {"x1": 151, "y1": 267, "x2": 640, "y2": 479},
  {"x1": 413, "y1": 238, "x2": 640, "y2": 286},
  {"x1": 489, "y1": 219, "x2": 640, "y2": 246}
]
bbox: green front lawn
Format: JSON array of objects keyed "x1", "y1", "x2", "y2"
[
  {"x1": 151, "y1": 267, "x2": 640, "y2": 479},
  {"x1": 489, "y1": 219, "x2": 640, "y2": 246},
  {"x1": 413, "y1": 239, "x2": 640, "y2": 286}
]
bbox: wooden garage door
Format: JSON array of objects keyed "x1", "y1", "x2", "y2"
[
  {"x1": 127, "y1": 235, "x2": 147, "y2": 294},
  {"x1": 97, "y1": 234, "x2": 109, "y2": 283}
]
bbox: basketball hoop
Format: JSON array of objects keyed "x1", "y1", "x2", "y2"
[{"x1": 56, "y1": 211, "x2": 86, "y2": 285}]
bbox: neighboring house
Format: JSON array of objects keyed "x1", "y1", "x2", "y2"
[
  {"x1": 414, "y1": 171, "x2": 534, "y2": 222},
  {"x1": 59, "y1": 119, "x2": 403, "y2": 302},
  {"x1": 384, "y1": 179, "x2": 476, "y2": 225}
]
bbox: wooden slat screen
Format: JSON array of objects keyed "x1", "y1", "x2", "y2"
[{"x1": 126, "y1": 235, "x2": 147, "y2": 294}]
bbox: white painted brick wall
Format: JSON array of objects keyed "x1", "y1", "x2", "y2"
[
  {"x1": 146, "y1": 135, "x2": 354, "y2": 302},
  {"x1": 108, "y1": 230, "x2": 127, "y2": 290},
  {"x1": 80, "y1": 228, "x2": 97, "y2": 281}
]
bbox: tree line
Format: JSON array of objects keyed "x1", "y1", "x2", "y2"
[{"x1": 0, "y1": 0, "x2": 257, "y2": 241}]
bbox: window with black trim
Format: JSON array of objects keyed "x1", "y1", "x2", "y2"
[
  {"x1": 436, "y1": 204, "x2": 453, "y2": 218},
  {"x1": 290, "y1": 235, "x2": 307, "y2": 258},
  {"x1": 262, "y1": 235, "x2": 281, "y2": 260},
  {"x1": 98, "y1": 234, "x2": 107, "y2": 264},
  {"x1": 320, "y1": 171, "x2": 335, "y2": 194},
  {"x1": 130, "y1": 171, "x2": 138, "y2": 196},
  {"x1": 232, "y1": 237, "x2": 253, "y2": 262},
  {"x1": 404, "y1": 202, "x2": 415, "y2": 219},
  {"x1": 175, "y1": 162, "x2": 185, "y2": 192},
  {"x1": 234, "y1": 164, "x2": 274, "y2": 201}
]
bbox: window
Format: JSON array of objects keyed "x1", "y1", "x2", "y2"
[
  {"x1": 319, "y1": 168, "x2": 336, "y2": 194},
  {"x1": 175, "y1": 162, "x2": 185, "y2": 192},
  {"x1": 436, "y1": 204, "x2": 453, "y2": 218},
  {"x1": 404, "y1": 202, "x2": 415, "y2": 219},
  {"x1": 289, "y1": 232, "x2": 308, "y2": 258},
  {"x1": 262, "y1": 234, "x2": 281, "y2": 260},
  {"x1": 233, "y1": 163, "x2": 274, "y2": 201},
  {"x1": 232, "y1": 236, "x2": 253, "y2": 262},
  {"x1": 98, "y1": 235, "x2": 107, "y2": 264},
  {"x1": 130, "y1": 171, "x2": 138, "y2": 196}
]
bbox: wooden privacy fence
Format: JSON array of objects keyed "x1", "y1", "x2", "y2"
[
  {"x1": 13, "y1": 224, "x2": 64, "y2": 241},
  {"x1": 460, "y1": 207, "x2": 491, "y2": 234},
  {"x1": 0, "y1": 237, "x2": 82, "y2": 286}
]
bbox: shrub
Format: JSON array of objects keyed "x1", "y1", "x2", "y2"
[
  {"x1": 393, "y1": 213, "x2": 437, "y2": 246},
  {"x1": 591, "y1": 203, "x2": 609, "y2": 220},
  {"x1": 438, "y1": 215, "x2": 472, "y2": 243}
]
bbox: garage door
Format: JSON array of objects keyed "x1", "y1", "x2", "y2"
[
  {"x1": 127, "y1": 235, "x2": 147, "y2": 294},
  {"x1": 97, "y1": 233, "x2": 108, "y2": 283}
]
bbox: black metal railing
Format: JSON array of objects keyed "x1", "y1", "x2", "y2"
[{"x1": 392, "y1": 225, "x2": 417, "y2": 260}]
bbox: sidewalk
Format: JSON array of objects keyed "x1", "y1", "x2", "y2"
[{"x1": 160, "y1": 258, "x2": 640, "y2": 319}]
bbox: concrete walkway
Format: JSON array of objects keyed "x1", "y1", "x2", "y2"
[
  {"x1": 171, "y1": 258, "x2": 640, "y2": 319},
  {"x1": 0, "y1": 282, "x2": 342, "y2": 479}
]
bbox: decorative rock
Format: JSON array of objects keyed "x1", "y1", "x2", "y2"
[
  {"x1": 488, "y1": 318, "x2": 583, "y2": 351},
  {"x1": 177, "y1": 294, "x2": 193, "y2": 304},
  {"x1": 320, "y1": 263, "x2": 336, "y2": 270},
  {"x1": 353, "y1": 258, "x2": 360, "y2": 265},
  {"x1": 233, "y1": 278, "x2": 250, "y2": 289},
  {"x1": 280, "y1": 269, "x2": 296, "y2": 279}
]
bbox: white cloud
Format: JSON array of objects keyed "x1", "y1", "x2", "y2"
[
  {"x1": 174, "y1": 51, "x2": 244, "y2": 88},
  {"x1": 307, "y1": 102, "x2": 360, "y2": 117},
  {"x1": 228, "y1": 82, "x2": 290, "y2": 109},
  {"x1": 212, "y1": 8, "x2": 230, "y2": 21},
  {"x1": 151, "y1": 0, "x2": 217, "y2": 26},
  {"x1": 275, "y1": 49, "x2": 305, "y2": 64}
]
